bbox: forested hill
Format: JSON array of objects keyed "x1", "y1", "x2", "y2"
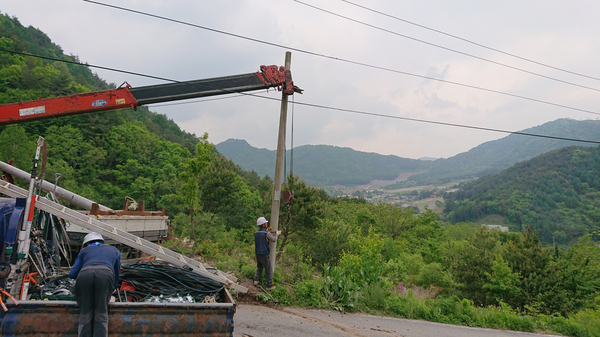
[
  {"x1": 443, "y1": 145, "x2": 600, "y2": 246},
  {"x1": 0, "y1": 13, "x2": 198, "y2": 153},
  {"x1": 216, "y1": 138, "x2": 429, "y2": 186},
  {"x1": 410, "y1": 118, "x2": 600, "y2": 184},
  {"x1": 0, "y1": 13, "x2": 204, "y2": 211}
]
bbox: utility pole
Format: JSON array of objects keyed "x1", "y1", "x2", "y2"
[{"x1": 269, "y1": 52, "x2": 291, "y2": 273}]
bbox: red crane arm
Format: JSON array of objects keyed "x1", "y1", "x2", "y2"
[
  {"x1": 0, "y1": 87, "x2": 138, "y2": 125},
  {"x1": 0, "y1": 65, "x2": 301, "y2": 126}
]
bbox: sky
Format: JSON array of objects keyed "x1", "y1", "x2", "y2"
[{"x1": 2, "y1": 0, "x2": 600, "y2": 159}]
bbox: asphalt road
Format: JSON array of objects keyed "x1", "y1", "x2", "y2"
[{"x1": 233, "y1": 305, "x2": 557, "y2": 337}]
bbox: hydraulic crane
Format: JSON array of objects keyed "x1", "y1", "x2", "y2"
[{"x1": 0, "y1": 64, "x2": 301, "y2": 125}]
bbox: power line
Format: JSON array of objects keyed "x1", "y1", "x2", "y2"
[
  {"x1": 0, "y1": 48, "x2": 596, "y2": 145},
  {"x1": 81, "y1": 1, "x2": 600, "y2": 117},
  {"x1": 242, "y1": 92, "x2": 600, "y2": 145},
  {"x1": 0, "y1": 48, "x2": 179, "y2": 84},
  {"x1": 340, "y1": 0, "x2": 600, "y2": 82},
  {"x1": 0, "y1": 48, "x2": 257, "y2": 99},
  {"x1": 294, "y1": 0, "x2": 600, "y2": 93}
]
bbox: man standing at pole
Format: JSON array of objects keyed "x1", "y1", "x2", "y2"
[{"x1": 254, "y1": 217, "x2": 280, "y2": 290}]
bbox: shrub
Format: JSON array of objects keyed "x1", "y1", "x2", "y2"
[
  {"x1": 358, "y1": 283, "x2": 389, "y2": 311},
  {"x1": 416, "y1": 262, "x2": 456, "y2": 292},
  {"x1": 321, "y1": 265, "x2": 360, "y2": 311},
  {"x1": 293, "y1": 279, "x2": 326, "y2": 308}
]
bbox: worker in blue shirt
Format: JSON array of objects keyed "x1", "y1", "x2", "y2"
[
  {"x1": 253, "y1": 217, "x2": 280, "y2": 290},
  {"x1": 69, "y1": 232, "x2": 120, "y2": 337}
]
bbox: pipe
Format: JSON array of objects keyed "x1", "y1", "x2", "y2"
[{"x1": 0, "y1": 160, "x2": 111, "y2": 211}]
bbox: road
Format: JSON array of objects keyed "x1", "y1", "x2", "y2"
[{"x1": 233, "y1": 305, "x2": 556, "y2": 337}]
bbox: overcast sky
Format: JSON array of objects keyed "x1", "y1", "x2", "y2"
[{"x1": 2, "y1": 0, "x2": 599, "y2": 159}]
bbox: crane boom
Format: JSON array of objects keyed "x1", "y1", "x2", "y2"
[{"x1": 0, "y1": 65, "x2": 300, "y2": 125}]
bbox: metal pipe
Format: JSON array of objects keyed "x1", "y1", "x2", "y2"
[
  {"x1": 0, "y1": 160, "x2": 111, "y2": 211},
  {"x1": 17, "y1": 136, "x2": 44, "y2": 258}
]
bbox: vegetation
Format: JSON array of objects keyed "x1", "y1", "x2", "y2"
[
  {"x1": 1, "y1": 12, "x2": 599, "y2": 337},
  {"x1": 443, "y1": 145, "x2": 600, "y2": 246},
  {"x1": 216, "y1": 138, "x2": 429, "y2": 186},
  {"x1": 410, "y1": 118, "x2": 600, "y2": 184},
  {"x1": 217, "y1": 119, "x2": 600, "y2": 188}
]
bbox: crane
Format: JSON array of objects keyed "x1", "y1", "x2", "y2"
[{"x1": 0, "y1": 64, "x2": 301, "y2": 125}]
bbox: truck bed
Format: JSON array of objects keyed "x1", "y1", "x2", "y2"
[{"x1": 0, "y1": 289, "x2": 236, "y2": 336}]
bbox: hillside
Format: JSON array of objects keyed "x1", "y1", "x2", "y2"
[
  {"x1": 410, "y1": 118, "x2": 600, "y2": 184},
  {"x1": 0, "y1": 13, "x2": 199, "y2": 152},
  {"x1": 443, "y1": 145, "x2": 600, "y2": 245},
  {"x1": 216, "y1": 138, "x2": 430, "y2": 186},
  {"x1": 0, "y1": 13, "x2": 203, "y2": 211}
]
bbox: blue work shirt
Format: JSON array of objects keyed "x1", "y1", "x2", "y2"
[
  {"x1": 254, "y1": 228, "x2": 270, "y2": 255},
  {"x1": 69, "y1": 244, "x2": 121, "y2": 289}
]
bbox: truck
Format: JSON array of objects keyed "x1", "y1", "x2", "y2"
[{"x1": 0, "y1": 62, "x2": 300, "y2": 336}]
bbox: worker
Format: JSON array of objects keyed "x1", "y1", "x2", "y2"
[
  {"x1": 69, "y1": 232, "x2": 120, "y2": 337},
  {"x1": 253, "y1": 216, "x2": 280, "y2": 290}
]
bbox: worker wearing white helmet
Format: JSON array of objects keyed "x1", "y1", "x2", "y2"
[
  {"x1": 253, "y1": 217, "x2": 280, "y2": 290},
  {"x1": 69, "y1": 232, "x2": 121, "y2": 337}
]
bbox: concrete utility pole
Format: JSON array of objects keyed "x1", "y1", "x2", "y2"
[{"x1": 268, "y1": 51, "x2": 291, "y2": 273}]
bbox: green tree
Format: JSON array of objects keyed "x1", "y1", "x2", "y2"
[
  {"x1": 0, "y1": 124, "x2": 35, "y2": 170},
  {"x1": 483, "y1": 255, "x2": 521, "y2": 305},
  {"x1": 277, "y1": 175, "x2": 328, "y2": 255},
  {"x1": 178, "y1": 133, "x2": 213, "y2": 242}
]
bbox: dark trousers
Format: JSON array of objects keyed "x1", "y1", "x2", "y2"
[
  {"x1": 75, "y1": 265, "x2": 114, "y2": 337},
  {"x1": 254, "y1": 254, "x2": 273, "y2": 287}
]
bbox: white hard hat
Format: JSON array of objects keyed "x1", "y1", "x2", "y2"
[
  {"x1": 83, "y1": 232, "x2": 104, "y2": 246},
  {"x1": 256, "y1": 217, "x2": 268, "y2": 226}
]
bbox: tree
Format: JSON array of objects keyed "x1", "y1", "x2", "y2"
[
  {"x1": 483, "y1": 255, "x2": 521, "y2": 305},
  {"x1": 277, "y1": 174, "x2": 327, "y2": 255},
  {"x1": 0, "y1": 124, "x2": 35, "y2": 171},
  {"x1": 179, "y1": 133, "x2": 213, "y2": 241},
  {"x1": 448, "y1": 226, "x2": 497, "y2": 305},
  {"x1": 198, "y1": 155, "x2": 261, "y2": 229}
]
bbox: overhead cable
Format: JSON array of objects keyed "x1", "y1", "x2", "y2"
[
  {"x1": 294, "y1": 0, "x2": 600, "y2": 92},
  {"x1": 1, "y1": 49, "x2": 598, "y2": 145},
  {"x1": 0, "y1": 48, "x2": 179, "y2": 84},
  {"x1": 340, "y1": 0, "x2": 600, "y2": 82},
  {"x1": 80, "y1": 1, "x2": 600, "y2": 117},
  {"x1": 244, "y1": 92, "x2": 600, "y2": 145}
]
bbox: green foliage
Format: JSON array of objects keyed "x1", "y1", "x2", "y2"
[
  {"x1": 337, "y1": 228, "x2": 385, "y2": 286},
  {"x1": 415, "y1": 263, "x2": 455, "y2": 292},
  {"x1": 302, "y1": 219, "x2": 351, "y2": 268},
  {"x1": 0, "y1": 124, "x2": 36, "y2": 170},
  {"x1": 216, "y1": 139, "x2": 429, "y2": 186},
  {"x1": 321, "y1": 265, "x2": 360, "y2": 311},
  {"x1": 277, "y1": 175, "x2": 328, "y2": 254},
  {"x1": 411, "y1": 118, "x2": 600, "y2": 184},
  {"x1": 444, "y1": 145, "x2": 600, "y2": 245},
  {"x1": 483, "y1": 255, "x2": 520, "y2": 305}
]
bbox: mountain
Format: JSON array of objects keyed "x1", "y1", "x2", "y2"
[
  {"x1": 443, "y1": 145, "x2": 600, "y2": 246},
  {"x1": 216, "y1": 139, "x2": 429, "y2": 186},
  {"x1": 410, "y1": 118, "x2": 600, "y2": 184}
]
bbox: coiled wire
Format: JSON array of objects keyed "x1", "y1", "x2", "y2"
[{"x1": 118, "y1": 261, "x2": 225, "y2": 303}]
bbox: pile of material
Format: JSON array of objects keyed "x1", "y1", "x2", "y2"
[
  {"x1": 29, "y1": 260, "x2": 226, "y2": 303},
  {"x1": 117, "y1": 261, "x2": 225, "y2": 303}
]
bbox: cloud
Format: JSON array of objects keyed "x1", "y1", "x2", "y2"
[{"x1": 3, "y1": 0, "x2": 600, "y2": 159}]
